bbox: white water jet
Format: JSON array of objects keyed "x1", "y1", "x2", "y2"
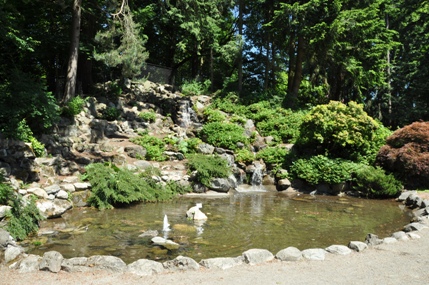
[{"x1": 162, "y1": 214, "x2": 171, "y2": 239}]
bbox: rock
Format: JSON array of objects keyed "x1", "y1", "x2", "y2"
[
  {"x1": 44, "y1": 184, "x2": 61, "y2": 195},
  {"x1": 277, "y1": 179, "x2": 292, "y2": 191},
  {"x1": 348, "y1": 241, "x2": 368, "y2": 252},
  {"x1": 0, "y1": 205, "x2": 12, "y2": 219},
  {"x1": 200, "y1": 257, "x2": 244, "y2": 270},
  {"x1": 186, "y1": 204, "x2": 208, "y2": 220},
  {"x1": 5, "y1": 245, "x2": 23, "y2": 263},
  {"x1": 365, "y1": 233, "x2": 383, "y2": 246},
  {"x1": 39, "y1": 251, "x2": 64, "y2": 273},
  {"x1": 383, "y1": 237, "x2": 398, "y2": 244},
  {"x1": 13, "y1": 254, "x2": 42, "y2": 273},
  {"x1": 163, "y1": 256, "x2": 200, "y2": 271},
  {"x1": 127, "y1": 259, "x2": 165, "y2": 276},
  {"x1": 397, "y1": 191, "x2": 415, "y2": 202},
  {"x1": 407, "y1": 232, "x2": 421, "y2": 239},
  {"x1": 71, "y1": 190, "x2": 91, "y2": 207},
  {"x1": 0, "y1": 228, "x2": 13, "y2": 249},
  {"x1": 86, "y1": 255, "x2": 127, "y2": 272},
  {"x1": 151, "y1": 237, "x2": 180, "y2": 250},
  {"x1": 325, "y1": 245, "x2": 352, "y2": 255},
  {"x1": 242, "y1": 249, "x2": 274, "y2": 265},
  {"x1": 36, "y1": 199, "x2": 73, "y2": 218},
  {"x1": 27, "y1": 187, "x2": 49, "y2": 199},
  {"x1": 73, "y1": 182, "x2": 91, "y2": 190},
  {"x1": 302, "y1": 248, "x2": 326, "y2": 261},
  {"x1": 56, "y1": 190, "x2": 69, "y2": 200},
  {"x1": 124, "y1": 145, "x2": 146, "y2": 159},
  {"x1": 403, "y1": 222, "x2": 428, "y2": 232},
  {"x1": 61, "y1": 257, "x2": 89, "y2": 272},
  {"x1": 134, "y1": 160, "x2": 153, "y2": 169},
  {"x1": 209, "y1": 175, "x2": 237, "y2": 192},
  {"x1": 138, "y1": 230, "x2": 159, "y2": 238},
  {"x1": 391, "y1": 231, "x2": 409, "y2": 241},
  {"x1": 197, "y1": 143, "x2": 215, "y2": 155},
  {"x1": 275, "y1": 247, "x2": 302, "y2": 261},
  {"x1": 60, "y1": 183, "x2": 75, "y2": 193}
]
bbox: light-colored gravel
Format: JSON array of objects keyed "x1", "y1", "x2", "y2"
[{"x1": 1, "y1": 218, "x2": 429, "y2": 285}]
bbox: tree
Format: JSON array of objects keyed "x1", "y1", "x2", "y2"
[{"x1": 63, "y1": 0, "x2": 82, "y2": 104}]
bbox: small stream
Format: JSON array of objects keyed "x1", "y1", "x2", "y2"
[{"x1": 28, "y1": 192, "x2": 412, "y2": 264}]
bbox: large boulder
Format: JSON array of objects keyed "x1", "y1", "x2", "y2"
[
  {"x1": 275, "y1": 247, "x2": 302, "y2": 261},
  {"x1": 242, "y1": 249, "x2": 274, "y2": 265},
  {"x1": 36, "y1": 199, "x2": 73, "y2": 218},
  {"x1": 85, "y1": 255, "x2": 127, "y2": 272},
  {"x1": 39, "y1": 251, "x2": 64, "y2": 273},
  {"x1": 127, "y1": 259, "x2": 165, "y2": 276},
  {"x1": 162, "y1": 256, "x2": 199, "y2": 272},
  {"x1": 200, "y1": 257, "x2": 244, "y2": 270}
]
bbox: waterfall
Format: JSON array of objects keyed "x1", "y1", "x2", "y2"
[
  {"x1": 178, "y1": 100, "x2": 193, "y2": 128},
  {"x1": 163, "y1": 214, "x2": 170, "y2": 238},
  {"x1": 251, "y1": 165, "x2": 263, "y2": 187}
]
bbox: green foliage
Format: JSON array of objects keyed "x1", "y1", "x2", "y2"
[
  {"x1": 187, "y1": 154, "x2": 231, "y2": 187},
  {"x1": 352, "y1": 166, "x2": 403, "y2": 198},
  {"x1": 102, "y1": 107, "x2": 121, "y2": 121},
  {"x1": 256, "y1": 146, "x2": 288, "y2": 168},
  {"x1": 62, "y1": 96, "x2": 86, "y2": 117},
  {"x1": 83, "y1": 163, "x2": 190, "y2": 210},
  {"x1": 0, "y1": 70, "x2": 59, "y2": 137},
  {"x1": 0, "y1": 177, "x2": 43, "y2": 240},
  {"x1": 131, "y1": 133, "x2": 166, "y2": 161},
  {"x1": 139, "y1": 110, "x2": 157, "y2": 122},
  {"x1": 29, "y1": 136, "x2": 45, "y2": 157},
  {"x1": 185, "y1": 137, "x2": 203, "y2": 154},
  {"x1": 4, "y1": 119, "x2": 45, "y2": 157},
  {"x1": 181, "y1": 79, "x2": 211, "y2": 96},
  {"x1": 290, "y1": 155, "x2": 359, "y2": 185},
  {"x1": 235, "y1": 149, "x2": 255, "y2": 164},
  {"x1": 199, "y1": 122, "x2": 247, "y2": 150},
  {"x1": 297, "y1": 101, "x2": 390, "y2": 163},
  {"x1": 203, "y1": 108, "x2": 226, "y2": 123}
]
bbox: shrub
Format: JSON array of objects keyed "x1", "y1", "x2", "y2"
[
  {"x1": 296, "y1": 101, "x2": 390, "y2": 163},
  {"x1": 102, "y1": 107, "x2": 121, "y2": 121},
  {"x1": 8, "y1": 119, "x2": 45, "y2": 157},
  {"x1": 181, "y1": 79, "x2": 211, "y2": 96},
  {"x1": 376, "y1": 121, "x2": 429, "y2": 188},
  {"x1": 131, "y1": 133, "x2": 166, "y2": 161},
  {"x1": 139, "y1": 110, "x2": 156, "y2": 122},
  {"x1": 203, "y1": 108, "x2": 226, "y2": 123},
  {"x1": 199, "y1": 122, "x2": 247, "y2": 150},
  {"x1": 62, "y1": 96, "x2": 86, "y2": 117},
  {"x1": 289, "y1": 155, "x2": 359, "y2": 185},
  {"x1": 235, "y1": 149, "x2": 255, "y2": 164},
  {"x1": 83, "y1": 163, "x2": 190, "y2": 210},
  {"x1": 351, "y1": 166, "x2": 403, "y2": 198},
  {"x1": 0, "y1": 177, "x2": 44, "y2": 240},
  {"x1": 187, "y1": 154, "x2": 231, "y2": 187},
  {"x1": 255, "y1": 146, "x2": 288, "y2": 169}
]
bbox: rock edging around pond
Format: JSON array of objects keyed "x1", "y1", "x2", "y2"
[{"x1": 1, "y1": 191, "x2": 428, "y2": 276}]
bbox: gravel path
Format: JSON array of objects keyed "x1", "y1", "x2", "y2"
[{"x1": 1, "y1": 218, "x2": 429, "y2": 285}]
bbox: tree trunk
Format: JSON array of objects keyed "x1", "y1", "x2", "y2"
[
  {"x1": 237, "y1": 0, "x2": 244, "y2": 93},
  {"x1": 288, "y1": 35, "x2": 304, "y2": 108},
  {"x1": 63, "y1": 0, "x2": 82, "y2": 103}
]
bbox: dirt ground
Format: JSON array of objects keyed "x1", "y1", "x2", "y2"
[{"x1": 1, "y1": 216, "x2": 429, "y2": 285}]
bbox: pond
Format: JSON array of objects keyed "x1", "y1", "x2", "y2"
[{"x1": 27, "y1": 191, "x2": 412, "y2": 264}]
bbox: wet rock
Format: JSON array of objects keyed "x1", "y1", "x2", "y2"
[
  {"x1": 200, "y1": 257, "x2": 244, "y2": 270},
  {"x1": 138, "y1": 230, "x2": 159, "y2": 238},
  {"x1": 302, "y1": 248, "x2": 326, "y2": 261},
  {"x1": 36, "y1": 199, "x2": 73, "y2": 218},
  {"x1": 151, "y1": 237, "x2": 180, "y2": 250},
  {"x1": 39, "y1": 251, "x2": 64, "y2": 273},
  {"x1": 71, "y1": 190, "x2": 91, "y2": 207},
  {"x1": 275, "y1": 247, "x2": 302, "y2": 261},
  {"x1": 242, "y1": 249, "x2": 274, "y2": 265},
  {"x1": 127, "y1": 259, "x2": 165, "y2": 276},
  {"x1": 163, "y1": 256, "x2": 200, "y2": 271},
  {"x1": 348, "y1": 241, "x2": 368, "y2": 252},
  {"x1": 277, "y1": 179, "x2": 292, "y2": 191},
  {"x1": 325, "y1": 245, "x2": 352, "y2": 255}
]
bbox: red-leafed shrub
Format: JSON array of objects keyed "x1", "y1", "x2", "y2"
[{"x1": 376, "y1": 121, "x2": 429, "y2": 188}]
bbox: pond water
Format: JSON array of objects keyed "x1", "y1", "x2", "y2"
[{"x1": 28, "y1": 192, "x2": 412, "y2": 264}]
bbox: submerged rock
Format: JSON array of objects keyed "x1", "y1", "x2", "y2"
[{"x1": 151, "y1": 237, "x2": 180, "y2": 250}]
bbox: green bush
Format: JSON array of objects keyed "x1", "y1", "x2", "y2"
[
  {"x1": 289, "y1": 155, "x2": 359, "y2": 185},
  {"x1": 352, "y1": 166, "x2": 403, "y2": 198},
  {"x1": 203, "y1": 108, "x2": 226, "y2": 123},
  {"x1": 83, "y1": 163, "x2": 190, "y2": 210},
  {"x1": 296, "y1": 101, "x2": 390, "y2": 163},
  {"x1": 131, "y1": 133, "x2": 166, "y2": 161},
  {"x1": 256, "y1": 146, "x2": 288, "y2": 168},
  {"x1": 199, "y1": 122, "x2": 247, "y2": 150},
  {"x1": 62, "y1": 96, "x2": 86, "y2": 117},
  {"x1": 9, "y1": 120, "x2": 45, "y2": 157},
  {"x1": 235, "y1": 149, "x2": 255, "y2": 164},
  {"x1": 181, "y1": 79, "x2": 211, "y2": 96},
  {"x1": 102, "y1": 107, "x2": 121, "y2": 121},
  {"x1": 0, "y1": 177, "x2": 44, "y2": 240},
  {"x1": 187, "y1": 154, "x2": 231, "y2": 187},
  {"x1": 139, "y1": 110, "x2": 157, "y2": 122}
]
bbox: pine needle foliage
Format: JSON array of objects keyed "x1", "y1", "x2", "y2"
[
  {"x1": 83, "y1": 163, "x2": 190, "y2": 210},
  {"x1": 187, "y1": 154, "x2": 231, "y2": 187}
]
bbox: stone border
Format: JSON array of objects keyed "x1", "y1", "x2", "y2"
[{"x1": 1, "y1": 191, "x2": 428, "y2": 275}]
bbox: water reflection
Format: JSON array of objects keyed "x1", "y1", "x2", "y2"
[{"x1": 28, "y1": 192, "x2": 411, "y2": 263}]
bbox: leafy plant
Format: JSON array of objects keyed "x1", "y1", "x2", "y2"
[
  {"x1": 203, "y1": 108, "x2": 226, "y2": 123},
  {"x1": 181, "y1": 79, "x2": 211, "y2": 96},
  {"x1": 131, "y1": 133, "x2": 166, "y2": 161},
  {"x1": 62, "y1": 96, "x2": 86, "y2": 117},
  {"x1": 235, "y1": 148, "x2": 255, "y2": 164},
  {"x1": 102, "y1": 107, "x2": 121, "y2": 121},
  {"x1": 351, "y1": 166, "x2": 403, "y2": 198},
  {"x1": 0, "y1": 177, "x2": 44, "y2": 240},
  {"x1": 199, "y1": 122, "x2": 247, "y2": 150},
  {"x1": 187, "y1": 154, "x2": 231, "y2": 187},
  {"x1": 139, "y1": 110, "x2": 157, "y2": 122},
  {"x1": 255, "y1": 146, "x2": 288, "y2": 169},
  {"x1": 83, "y1": 163, "x2": 190, "y2": 210},
  {"x1": 289, "y1": 155, "x2": 360, "y2": 185}
]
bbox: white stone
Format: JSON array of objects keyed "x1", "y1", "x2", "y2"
[
  {"x1": 302, "y1": 248, "x2": 326, "y2": 261},
  {"x1": 56, "y1": 190, "x2": 69, "y2": 200},
  {"x1": 60, "y1": 183, "x2": 75, "y2": 193},
  {"x1": 325, "y1": 245, "x2": 352, "y2": 255},
  {"x1": 0, "y1": 205, "x2": 12, "y2": 219},
  {"x1": 74, "y1": 182, "x2": 91, "y2": 190},
  {"x1": 27, "y1": 187, "x2": 48, "y2": 199}
]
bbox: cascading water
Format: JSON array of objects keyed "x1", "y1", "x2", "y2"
[
  {"x1": 163, "y1": 214, "x2": 170, "y2": 238},
  {"x1": 177, "y1": 100, "x2": 196, "y2": 129}
]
